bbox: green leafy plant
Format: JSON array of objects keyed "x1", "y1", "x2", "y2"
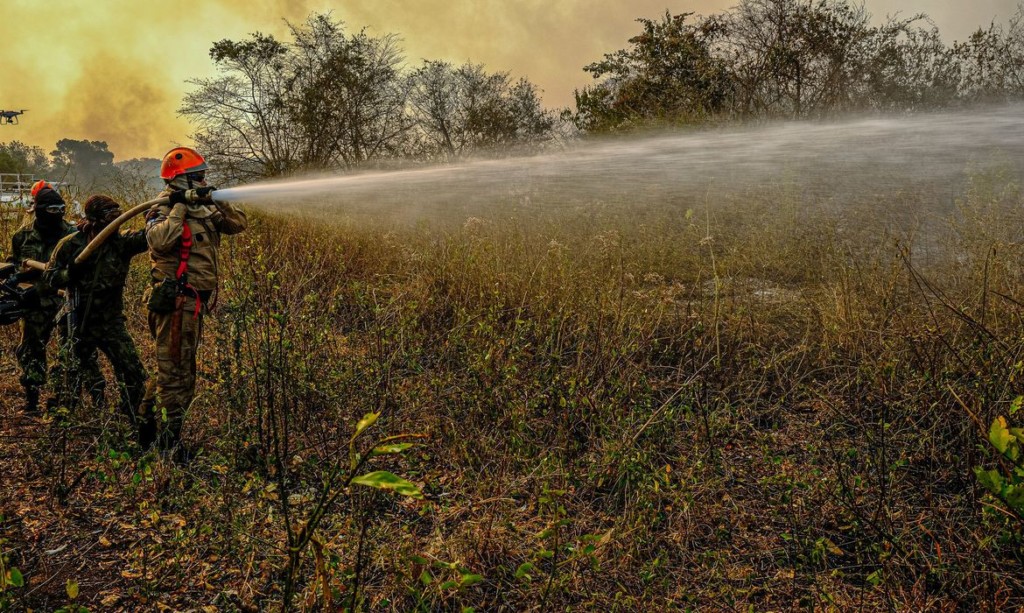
[
  {"x1": 975, "y1": 411, "x2": 1024, "y2": 522},
  {"x1": 279, "y1": 411, "x2": 424, "y2": 610},
  {"x1": 0, "y1": 516, "x2": 23, "y2": 611},
  {"x1": 407, "y1": 555, "x2": 483, "y2": 611},
  {"x1": 513, "y1": 486, "x2": 611, "y2": 607},
  {"x1": 53, "y1": 578, "x2": 88, "y2": 612}
]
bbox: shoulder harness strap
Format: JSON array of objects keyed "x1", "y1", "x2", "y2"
[{"x1": 176, "y1": 223, "x2": 201, "y2": 318}]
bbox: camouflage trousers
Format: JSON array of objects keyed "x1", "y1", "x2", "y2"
[
  {"x1": 18, "y1": 308, "x2": 104, "y2": 398},
  {"x1": 60, "y1": 316, "x2": 147, "y2": 426},
  {"x1": 142, "y1": 302, "x2": 204, "y2": 450}
]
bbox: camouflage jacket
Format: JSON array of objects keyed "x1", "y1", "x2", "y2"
[
  {"x1": 8, "y1": 220, "x2": 76, "y2": 311},
  {"x1": 45, "y1": 230, "x2": 148, "y2": 324},
  {"x1": 146, "y1": 190, "x2": 247, "y2": 292}
]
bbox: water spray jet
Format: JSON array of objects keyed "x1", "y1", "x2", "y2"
[
  {"x1": 205, "y1": 107, "x2": 1024, "y2": 226},
  {"x1": 73, "y1": 106, "x2": 1024, "y2": 260}
]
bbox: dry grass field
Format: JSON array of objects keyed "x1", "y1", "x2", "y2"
[{"x1": 2, "y1": 161, "x2": 1024, "y2": 611}]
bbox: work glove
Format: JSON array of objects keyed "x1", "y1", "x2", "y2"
[
  {"x1": 168, "y1": 190, "x2": 189, "y2": 206},
  {"x1": 194, "y1": 186, "x2": 217, "y2": 202}
]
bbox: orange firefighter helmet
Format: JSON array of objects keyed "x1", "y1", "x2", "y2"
[
  {"x1": 160, "y1": 147, "x2": 209, "y2": 181},
  {"x1": 30, "y1": 180, "x2": 52, "y2": 199}
]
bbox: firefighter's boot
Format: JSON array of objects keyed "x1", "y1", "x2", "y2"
[{"x1": 22, "y1": 387, "x2": 40, "y2": 415}]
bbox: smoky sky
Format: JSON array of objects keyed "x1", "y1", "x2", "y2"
[{"x1": 2, "y1": 0, "x2": 1020, "y2": 160}]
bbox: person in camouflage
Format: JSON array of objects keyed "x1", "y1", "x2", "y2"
[
  {"x1": 9, "y1": 183, "x2": 102, "y2": 413},
  {"x1": 142, "y1": 147, "x2": 246, "y2": 459},
  {"x1": 45, "y1": 195, "x2": 150, "y2": 444}
]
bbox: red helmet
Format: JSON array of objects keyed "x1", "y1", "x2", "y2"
[
  {"x1": 160, "y1": 147, "x2": 209, "y2": 181},
  {"x1": 30, "y1": 180, "x2": 52, "y2": 199}
]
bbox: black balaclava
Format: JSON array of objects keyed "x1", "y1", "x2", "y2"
[{"x1": 32, "y1": 188, "x2": 66, "y2": 238}]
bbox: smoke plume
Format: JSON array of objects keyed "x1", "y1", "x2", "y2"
[{"x1": 2, "y1": 0, "x2": 1018, "y2": 160}]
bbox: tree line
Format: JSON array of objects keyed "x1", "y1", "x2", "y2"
[
  {"x1": 4, "y1": 1, "x2": 1024, "y2": 185},
  {"x1": 572, "y1": 0, "x2": 1024, "y2": 130},
  {"x1": 181, "y1": 13, "x2": 559, "y2": 182},
  {"x1": 0, "y1": 138, "x2": 160, "y2": 205},
  {"x1": 0, "y1": 139, "x2": 113, "y2": 183}
]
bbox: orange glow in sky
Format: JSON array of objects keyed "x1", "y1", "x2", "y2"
[{"x1": 2, "y1": 0, "x2": 1019, "y2": 160}]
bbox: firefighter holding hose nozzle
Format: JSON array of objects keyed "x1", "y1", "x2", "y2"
[
  {"x1": 10, "y1": 182, "x2": 103, "y2": 415},
  {"x1": 141, "y1": 147, "x2": 246, "y2": 461},
  {"x1": 45, "y1": 195, "x2": 149, "y2": 441}
]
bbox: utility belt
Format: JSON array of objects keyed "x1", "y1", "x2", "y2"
[{"x1": 146, "y1": 277, "x2": 211, "y2": 314}]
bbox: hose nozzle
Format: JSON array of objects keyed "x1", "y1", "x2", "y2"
[{"x1": 184, "y1": 186, "x2": 218, "y2": 204}]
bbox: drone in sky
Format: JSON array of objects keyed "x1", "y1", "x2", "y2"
[{"x1": 0, "y1": 110, "x2": 27, "y2": 125}]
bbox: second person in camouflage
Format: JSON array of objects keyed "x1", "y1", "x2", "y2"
[{"x1": 45, "y1": 195, "x2": 151, "y2": 445}]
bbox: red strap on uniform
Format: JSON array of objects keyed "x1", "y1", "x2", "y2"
[
  {"x1": 175, "y1": 223, "x2": 201, "y2": 318},
  {"x1": 176, "y1": 223, "x2": 192, "y2": 280}
]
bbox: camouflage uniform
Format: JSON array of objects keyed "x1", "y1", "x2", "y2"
[
  {"x1": 142, "y1": 194, "x2": 246, "y2": 450},
  {"x1": 9, "y1": 221, "x2": 103, "y2": 405},
  {"x1": 45, "y1": 230, "x2": 149, "y2": 432}
]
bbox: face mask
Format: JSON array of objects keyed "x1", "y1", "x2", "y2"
[
  {"x1": 168, "y1": 172, "x2": 208, "y2": 192},
  {"x1": 35, "y1": 209, "x2": 64, "y2": 227}
]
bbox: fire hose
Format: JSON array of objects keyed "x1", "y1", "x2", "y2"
[
  {"x1": 73, "y1": 197, "x2": 164, "y2": 265},
  {"x1": 17, "y1": 203, "x2": 160, "y2": 272},
  {"x1": 73, "y1": 189, "x2": 215, "y2": 265},
  {"x1": 0, "y1": 190, "x2": 215, "y2": 326}
]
